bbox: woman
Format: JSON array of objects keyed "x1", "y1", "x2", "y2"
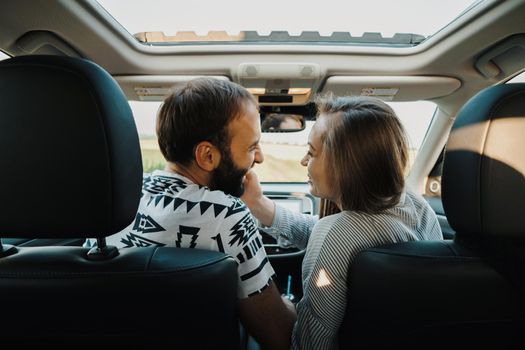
[{"x1": 242, "y1": 95, "x2": 443, "y2": 349}]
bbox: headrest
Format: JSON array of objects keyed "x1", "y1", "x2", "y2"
[
  {"x1": 0, "y1": 55, "x2": 142, "y2": 238},
  {"x1": 442, "y1": 83, "x2": 525, "y2": 239}
]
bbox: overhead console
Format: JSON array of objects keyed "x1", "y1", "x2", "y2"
[
  {"x1": 322, "y1": 76, "x2": 461, "y2": 101},
  {"x1": 237, "y1": 63, "x2": 321, "y2": 105}
]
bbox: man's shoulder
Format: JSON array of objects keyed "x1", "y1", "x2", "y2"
[
  {"x1": 199, "y1": 188, "x2": 242, "y2": 207},
  {"x1": 140, "y1": 172, "x2": 251, "y2": 221},
  {"x1": 142, "y1": 171, "x2": 193, "y2": 196}
]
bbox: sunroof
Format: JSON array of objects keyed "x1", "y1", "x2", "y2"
[{"x1": 96, "y1": 0, "x2": 482, "y2": 47}]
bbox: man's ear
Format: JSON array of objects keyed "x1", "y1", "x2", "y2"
[{"x1": 194, "y1": 141, "x2": 221, "y2": 172}]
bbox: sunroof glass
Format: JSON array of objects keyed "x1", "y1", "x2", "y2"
[{"x1": 96, "y1": 0, "x2": 482, "y2": 47}]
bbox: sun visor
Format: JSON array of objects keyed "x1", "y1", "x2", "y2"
[{"x1": 322, "y1": 76, "x2": 461, "y2": 101}]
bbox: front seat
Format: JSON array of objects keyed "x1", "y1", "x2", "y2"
[
  {"x1": 338, "y1": 83, "x2": 525, "y2": 349},
  {"x1": 0, "y1": 55, "x2": 239, "y2": 349}
]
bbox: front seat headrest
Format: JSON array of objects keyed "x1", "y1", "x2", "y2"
[
  {"x1": 442, "y1": 83, "x2": 525, "y2": 239},
  {"x1": 0, "y1": 55, "x2": 142, "y2": 238}
]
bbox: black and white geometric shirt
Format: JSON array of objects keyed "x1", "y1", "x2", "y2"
[{"x1": 101, "y1": 170, "x2": 275, "y2": 299}]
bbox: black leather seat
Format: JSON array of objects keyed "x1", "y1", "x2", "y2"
[
  {"x1": 338, "y1": 83, "x2": 525, "y2": 349},
  {"x1": 0, "y1": 55, "x2": 239, "y2": 349}
]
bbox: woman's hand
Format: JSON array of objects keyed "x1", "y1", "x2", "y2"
[
  {"x1": 241, "y1": 169, "x2": 276, "y2": 227},
  {"x1": 242, "y1": 169, "x2": 264, "y2": 205}
]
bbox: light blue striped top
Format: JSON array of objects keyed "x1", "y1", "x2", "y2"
[{"x1": 270, "y1": 190, "x2": 443, "y2": 349}]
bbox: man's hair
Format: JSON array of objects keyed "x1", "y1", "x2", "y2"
[
  {"x1": 317, "y1": 95, "x2": 409, "y2": 213},
  {"x1": 156, "y1": 78, "x2": 257, "y2": 165}
]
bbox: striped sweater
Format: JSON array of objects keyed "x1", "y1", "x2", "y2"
[{"x1": 270, "y1": 190, "x2": 443, "y2": 349}]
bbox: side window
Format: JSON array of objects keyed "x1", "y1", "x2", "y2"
[
  {"x1": 0, "y1": 51, "x2": 10, "y2": 61},
  {"x1": 507, "y1": 70, "x2": 525, "y2": 83},
  {"x1": 129, "y1": 99, "x2": 437, "y2": 180},
  {"x1": 387, "y1": 101, "x2": 436, "y2": 170}
]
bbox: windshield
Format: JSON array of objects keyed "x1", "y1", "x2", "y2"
[
  {"x1": 96, "y1": 0, "x2": 481, "y2": 47},
  {"x1": 131, "y1": 100, "x2": 435, "y2": 182}
]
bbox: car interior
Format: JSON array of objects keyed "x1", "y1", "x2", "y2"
[{"x1": 0, "y1": 0, "x2": 524, "y2": 348}]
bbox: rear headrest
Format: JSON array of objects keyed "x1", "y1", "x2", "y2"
[
  {"x1": 442, "y1": 83, "x2": 525, "y2": 239},
  {"x1": 0, "y1": 55, "x2": 142, "y2": 238}
]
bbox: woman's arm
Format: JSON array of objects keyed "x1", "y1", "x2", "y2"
[
  {"x1": 242, "y1": 170, "x2": 317, "y2": 250},
  {"x1": 271, "y1": 203, "x2": 317, "y2": 250}
]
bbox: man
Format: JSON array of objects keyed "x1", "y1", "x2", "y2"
[{"x1": 101, "y1": 78, "x2": 296, "y2": 349}]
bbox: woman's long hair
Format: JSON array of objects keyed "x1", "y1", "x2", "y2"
[{"x1": 317, "y1": 95, "x2": 409, "y2": 214}]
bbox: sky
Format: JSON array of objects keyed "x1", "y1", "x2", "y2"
[{"x1": 97, "y1": 0, "x2": 478, "y2": 38}]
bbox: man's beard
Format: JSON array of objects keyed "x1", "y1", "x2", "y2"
[{"x1": 209, "y1": 149, "x2": 249, "y2": 197}]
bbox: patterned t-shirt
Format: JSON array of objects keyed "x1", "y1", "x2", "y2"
[{"x1": 102, "y1": 170, "x2": 275, "y2": 299}]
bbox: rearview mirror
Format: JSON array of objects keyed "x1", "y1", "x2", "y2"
[{"x1": 261, "y1": 113, "x2": 305, "y2": 132}]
